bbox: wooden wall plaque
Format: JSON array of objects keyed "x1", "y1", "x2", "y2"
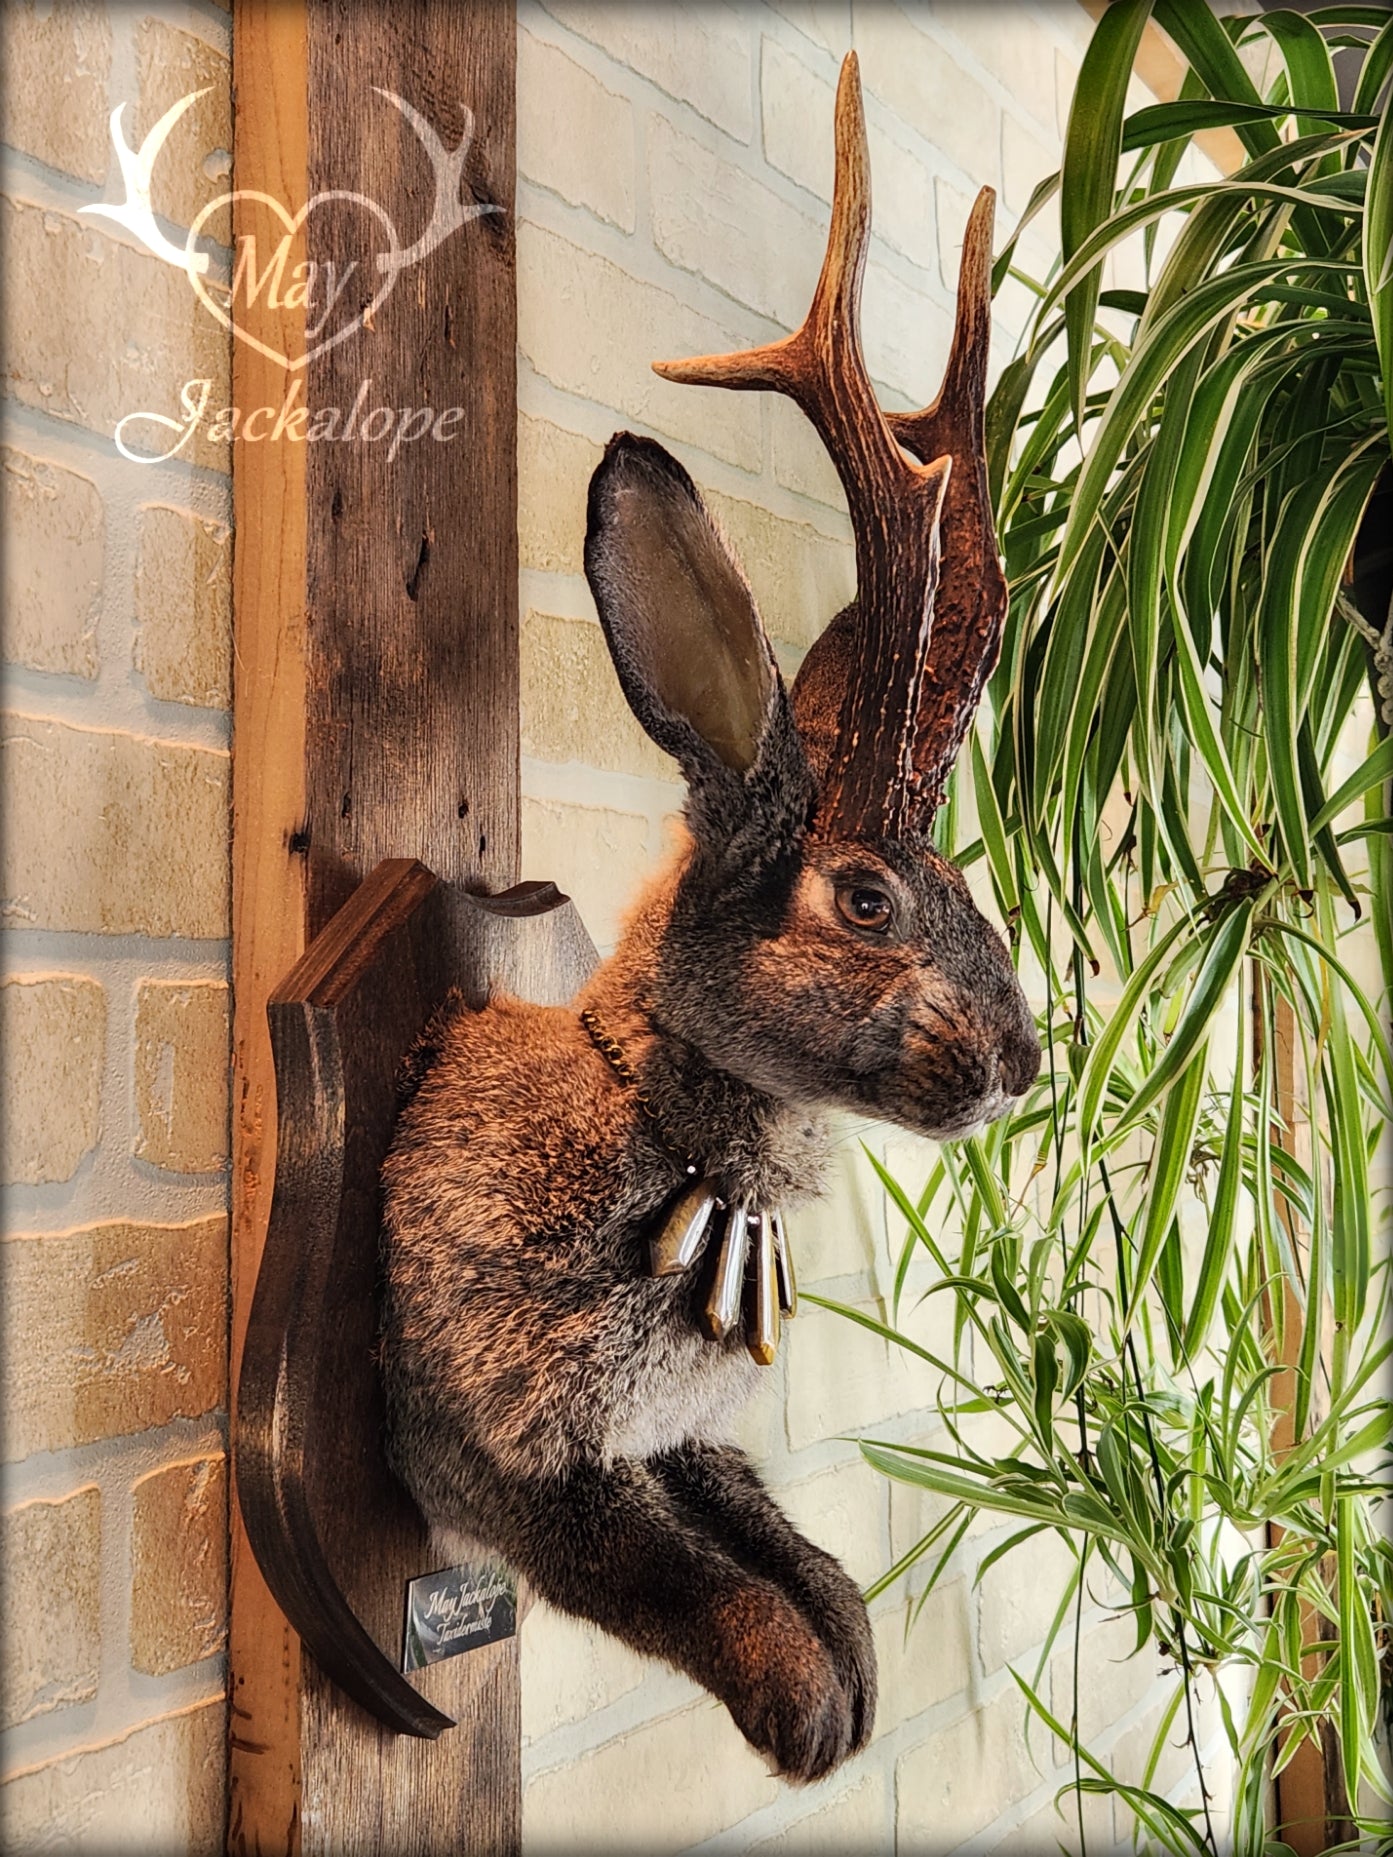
[{"x1": 229, "y1": 4, "x2": 531, "y2": 1850}]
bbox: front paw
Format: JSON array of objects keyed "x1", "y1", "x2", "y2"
[
  {"x1": 718, "y1": 1589, "x2": 857, "y2": 1782},
  {"x1": 798, "y1": 1555, "x2": 876, "y2": 1753}
]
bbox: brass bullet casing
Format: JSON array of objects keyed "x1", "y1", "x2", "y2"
[
  {"x1": 702, "y1": 1204, "x2": 750, "y2": 1341},
  {"x1": 744, "y1": 1213, "x2": 780, "y2": 1366},
  {"x1": 649, "y1": 1183, "x2": 719, "y2": 1277},
  {"x1": 771, "y1": 1210, "x2": 797, "y2": 1317}
]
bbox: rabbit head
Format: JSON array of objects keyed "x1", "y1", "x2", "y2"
[{"x1": 582, "y1": 56, "x2": 1038, "y2": 1145}]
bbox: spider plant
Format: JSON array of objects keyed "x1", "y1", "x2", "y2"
[{"x1": 822, "y1": 4, "x2": 1393, "y2": 1851}]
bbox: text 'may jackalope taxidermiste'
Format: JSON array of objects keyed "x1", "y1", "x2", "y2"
[{"x1": 382, "y1": 54, "x2": 1040, "y2": 1781}]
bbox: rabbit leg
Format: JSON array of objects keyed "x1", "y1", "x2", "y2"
[
  {"x1": 649, "y1": 1441, "x2": 876, "y2": 1753},
  {"x1": 450, "y1": 1447, "x2": 859, "y2": 1781}
]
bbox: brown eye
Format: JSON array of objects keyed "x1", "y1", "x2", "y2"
[{"x1": 836, "y1": 885, "x2": 893, "y2": 932}]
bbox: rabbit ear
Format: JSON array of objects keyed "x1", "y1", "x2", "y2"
[{"x1": 584, "y1": 434, "x2": 778, "y2": 781}]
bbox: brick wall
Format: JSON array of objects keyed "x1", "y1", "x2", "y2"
[
  {"x1": 0, "y1": 4, "x2": 1226, "y2": 1853},
  {"x1": 513, "y1": 4, "x2": 1205, "y2": 1852},
  {"x1": 0, "y1": 3, "x2": 232, "y2": 1850}
]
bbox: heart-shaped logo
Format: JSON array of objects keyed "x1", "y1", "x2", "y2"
[{"x1": 185, "y1": 188, "x2": 402, "y2": 372}]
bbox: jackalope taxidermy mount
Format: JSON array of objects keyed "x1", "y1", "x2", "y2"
[{"x1": 383, "y1": 54, "x2": 1039, "y2": 1781}]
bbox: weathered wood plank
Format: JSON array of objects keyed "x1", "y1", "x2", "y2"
[
  {"x1": 232, "y1": 2, "x2": 524, "y2": 1851},
  {"x1": 229, "y1": 4, "x2": 310, "y2": 1849},
  {"x1": 304, "y1": 0, "x2": 519, "y2": 934}
]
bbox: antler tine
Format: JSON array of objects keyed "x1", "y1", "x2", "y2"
[
  {"x1": 655, "y1": 53, "x2": 952, "y2": 843},
  {"x1": 886, "y1": 188, "x2": 1008, "y2": 823}
]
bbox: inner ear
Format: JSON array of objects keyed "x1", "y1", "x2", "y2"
[{"x1": 585, "y1": 434, "x2": 775, "y2": 774}]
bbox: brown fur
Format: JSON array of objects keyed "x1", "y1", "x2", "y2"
[{"x1": 382, "y1": 433, "x2": 1038, "y2": 1781}]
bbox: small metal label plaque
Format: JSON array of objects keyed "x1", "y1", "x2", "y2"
[{"x1": 402, "y1": 1559, "x2": 517, "y2": 1672}]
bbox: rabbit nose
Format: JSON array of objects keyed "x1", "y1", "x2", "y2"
[{"x1": 999, "y1": 1026, "x2": 1041, "y2": 1099}]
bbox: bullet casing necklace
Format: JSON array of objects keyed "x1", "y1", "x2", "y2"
[{"x1": 579, "y1": 1008, "x2": 797, "y2": 1366}]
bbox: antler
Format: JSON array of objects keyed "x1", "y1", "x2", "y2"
[
  {"x1": 654, "y1": 53, "x2": 950, "y2": 844},
  {"x1": 374, "y1": 91, "x2": 500, "y2": 276},
  {"x1": 656, "y1": 54, "x2": 1005, "y2": 839},
  {"x1": 886, "y1": 188, "x2": 1007, "y2": 819},
  {"x1": 81, "y1": 93, "x2": 211, "y2": 275}
]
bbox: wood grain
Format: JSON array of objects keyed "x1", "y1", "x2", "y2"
[
  {"x1": 304, "y1": 0, "x2": 519, "y2": 935},
  {"x1": 240, "y1": 870, "x2": 596, "y2": 1854},
  {"x1": 229, "y1": 4, "x2": 310, "y2": 1848},
  {"x1": 239, "y1": 861, "x2": 454, "y2": 1743},
  {"x1": 231, "y1": 2, "x2": 524, "y2": 1849}
]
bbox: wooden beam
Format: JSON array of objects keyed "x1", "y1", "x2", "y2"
[
  {"x1": 303, "y1": 0, "x2": 519, "y2": 928},
  {"x1": 229, "y1": 3, "x2": 520, "y2": 1849},
  {"x1": 229, "y1": 4, "x2": 310, "y2": 1847}
]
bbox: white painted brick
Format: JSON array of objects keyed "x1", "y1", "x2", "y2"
[
  {"x1": 523, "y1": 1700, "x2": 778, "y2": 1849},
  {"x1": 1002, "y1": 112, "x2": 1057, "y2": 218},
  {"x1": 767, "y1": 2, "x2": 850, "y2": 60},
  {"x1": 760, "y1": 36, "x2": 835, "y2": 200},
  {"x1": 520, "y1": 1601, "x2": 647, "y2": 1744},
  {"x1": 0, "y1": 975, "x2": 105, "y2": 1185},
  {"x1": 519, "y1": 29, "x2": 636, "y2": 231},
  {"x1": 874, "y1": 1580, "x2": 972, "y2": 1728},
  {"x1": 854, "y1": 7, "x2": 999, "y2": 191},
  {"x1": 1109, "y1": 1696, "x2": 1195, "y2": 1799},
  {"x1": 544, "y1": 2, "x2": 753, "y2": 141},
  {"x1": 934, "y1": 2, "x2": 1062, "y2": 135},
  {"x1": 783, "y1": 1294, "x2": 922, "y2": 1453},
  {"x1": 772, "y1": 1454, "x2": 887, "y2": 1590},
  {"x1": 520, "y1": 792, "x2": 653, "y2": 952},
  {"x1": 1050, "y1": 1610, "x2": 1162, "y2": 1753},
  {"x1": 517, "y1": 220, "x2": 763, "y2": 472},
  {"x1": 1, "y1": 445, "x2": 103, "y2": 679},
  {"x1": 861, "y1": 254, "x2": 953, "y2": 406},
  {"x1": 518, "y1": 412, "x2": 602, "y2": 576},
  {"x1": 896, "y1": 1687, "x2": 1046, "y2": 1851},
  {"x1": 749, "y1": 1770, "x2": 887, "y2": 1852},
  {"x1": 521, "y1": 608, "x2": 677, "y2": 783},
  {"x1": 701, "y1": 482, "x2": 853, "y2": 650},
  {"x1": 977, "y1": 1526, "x2": 1077, "y2": 1676},
  {"x1": 770, "y1": 395, "x2": 847, "y2": 512},
  {"x1": 783, "y1": 1126, "x2": 881, "y2": 1286},
  {"x1": 935, "y1": 173, "x2": 979, "y2": 295},
  {"x1": 761, "y1": 39, "x2": 937, "y2": 272},
  {"x1": 1014, "y1": 1784, "x2": 1119, "y2": 1855},
  {"x1": 649, "y1": 114, "x2": 823, "y2": 330}
]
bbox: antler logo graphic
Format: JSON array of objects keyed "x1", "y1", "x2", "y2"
[
  {"x1": 81, "y1": 88, "x2": 498, "y2": 370},
  {"x1": 83, "y1": 91, "x2": 214, "y2": 275}
]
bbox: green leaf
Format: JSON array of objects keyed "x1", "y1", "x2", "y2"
[
  {"x1": 1366, "y1": 71, "x2": 1393, "y2": 439},
  {"x1": 1076, "y1": 912, "x2": 1197, "y2": 1144},
  {"x1": 1115, "y1": 897, "x2": 1260, "y2": 1139},
  {"x1": 1183, "y1": 969, "x2": 1248, "y2": 1356},
  {"x1": 1059, "y1": 0, "x2": 1154, "y2": 429},
  {"x1": 1153, "y1": 0, "x2": 1281, "y2": 159},
  {"x1": 1124, "y1": 1042, "x2": 1209, "y2": 1326},
  {"x1": 1351, "y1": 15, "x2": 1393, "y2": 116},
  {"x1": 1049, "y1": 1310, "x2": 1094, "y2": 1399},
  {"x1": 1259, "y1": 6, "x2": 1339, "y2": 134},
  {"x1": 1057, "y1": 259, "x2": 1303, "y2": 589},
  {"x1": 1120, "y1": 98, "x2": 1377, "y2": 150},
  {"x1": 1032, "y1": 1331, "x2": 1060, "y2": 1458},
  {"x1": 1337, "y1": 1493, "x2": 1378, "y2": 1806}
]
